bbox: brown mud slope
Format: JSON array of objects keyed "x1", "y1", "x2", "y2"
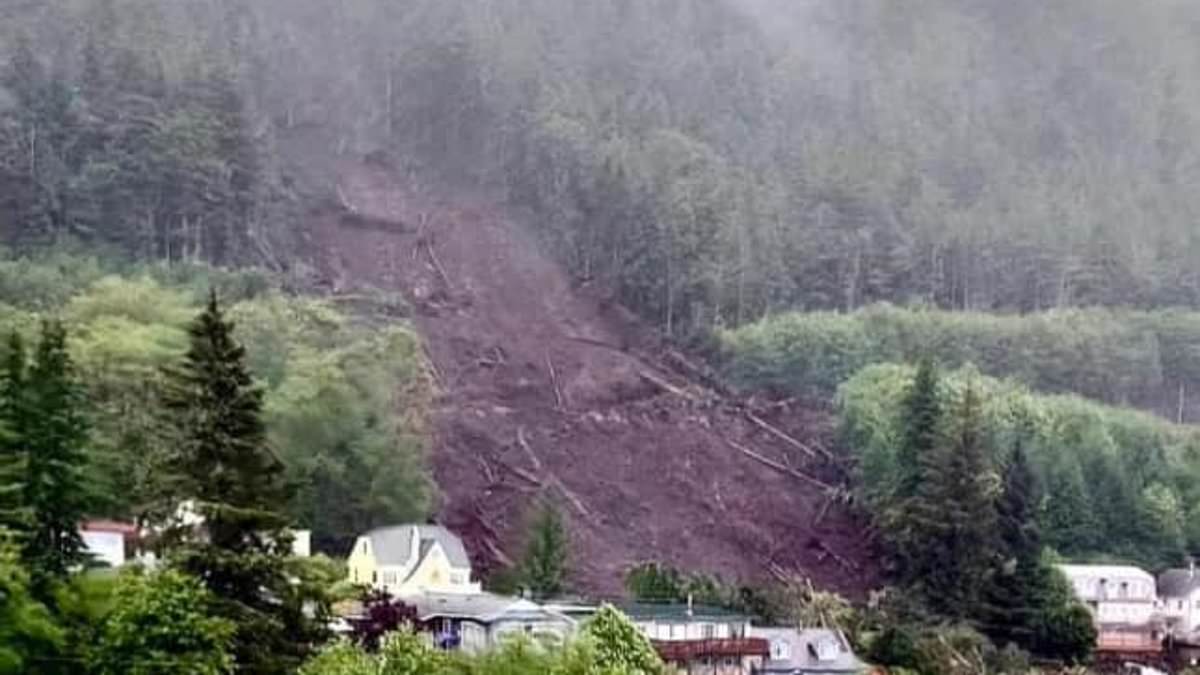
[{"x1": 310, "y1": 159, "x2": 877, "y2": 596}]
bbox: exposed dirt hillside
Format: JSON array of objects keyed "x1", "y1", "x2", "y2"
[{"x1": 308, "y1": 157, "x2": 877, "y2": 596}]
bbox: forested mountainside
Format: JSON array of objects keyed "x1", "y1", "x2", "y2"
[
  {"x1": 4, "y1": 1, "x2": 1200, "y2": 671},
  {"x1": 0, "y1": 254, "x2": 431, "y2": 553},
  {"x1": 5, "y1": 1, "x2": 1200, "y2": 333}
]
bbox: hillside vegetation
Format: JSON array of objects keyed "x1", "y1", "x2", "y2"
[
  {"x1": 840, "y1": 363, "x2": 1200, "y2": 567},
  {"x1": 5, "y1": 1, "x2": 1200, "y2": 338},
  {"x1": 0, "y1": 252, "x2": 431, "y2": 552},
  {"x1": 721, "y1": 304, "x2": 1200, "y2": 421}
]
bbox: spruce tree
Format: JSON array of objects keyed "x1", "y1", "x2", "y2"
[
  {"x1": 22, "y1": 321, "x2": 92, "y2": 583},
  {"x1": 163, "y1": 292, "x2": 311, "y2": 674},
  {"x1": 896, "y1": 355, "x2": 941, "y2": 500},
  {"x1": 0, "y1": 333, "x2": 30, "y2": 539},
  {"x1": 886, "y1": 356, "x2": 943, "y2": 582},
  {"x1": 521, "y1": 501, "x2": 569, "y2": 598},
  {"x1": 909, "y1": 380, "x2": 998, "y2": 617},
  {"x1": 983, "y1": 433, "x2": 1043, "y2": 646}
]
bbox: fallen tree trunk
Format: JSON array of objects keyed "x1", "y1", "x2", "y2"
[
  {"x1": 726, "y1": 439, "x2": 836, "y2": 492},
  {"x1": 638, "y1": 370, "x2": 695, "y2": 401},
  {"x1": 746, "y1": 412, "x2": 830, "y2": 460}
]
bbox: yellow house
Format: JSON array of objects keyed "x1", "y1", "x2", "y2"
[{"x1": 347, "y1": 524, "x2": 482, "y2": 597}]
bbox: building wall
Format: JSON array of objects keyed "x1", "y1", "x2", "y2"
[
  {"x1": 490, "y1": 617, "x2": 574, "y2": 648},
  {"x1": 400, "y1": 543, "x2": 478, "y2": 595},
  {"x1": 665, "y1": 655, "x2": 764, "y2": 675},
  {"x1": 347, "y1": 536, "x2": 380, "y2": 587},
  {"x1": 81, "y1": 531, "x2": 125, "y2": 567},
  {"x1": 1163, "y1": 588, "x2": 1200, "y2": 634},
  {"x1": 1095, "y1": 601, "x2": 1157, "y2": 626},
  {"x1": 637, "y1": 620, "x2": 748, "y2": 641}
]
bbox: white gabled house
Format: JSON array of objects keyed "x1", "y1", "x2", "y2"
[
  {"x1": 1159, "y1": 562, "x2": 1200, "y2": 639},
  {"x1": 1058, "y1": 564, "x2": 1163, "y2": 654}
]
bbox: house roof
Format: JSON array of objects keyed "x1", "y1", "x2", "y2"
[
  {"x1": 750, "y1": 627, "x2": 868, "y2": 674},
  {"x1": 618, "y1": 602, "x2": 750, "y2": 622},
  {"x1": 1159, "y1": 569, "x2": 1200, "y2": 598},
  {"x1": 81, "y1": 520, "x2": 139, "y2": 536},
  {"x1": 365, "y1": 525, "x2": 471, "y2": 568},
  {"x1": 1057, "y1": 564, "x2": 1154, "y2": 582},
  {"x1": 408, "y1": 591, "x2": 567, "y2": 624}
]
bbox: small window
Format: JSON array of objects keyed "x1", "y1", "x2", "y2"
[
  {"x1": 701, "y1": 623, "x2": 715, "y2": 639},
  {"x1": 372, "y1": 571, "x2": 378, "y2": 583},
  {"x1": 771, "y1": 640, "x2": 792, "y2": 660}
]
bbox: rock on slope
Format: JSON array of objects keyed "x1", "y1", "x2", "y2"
[{"x1": 310, "y1": 158, "x2": 876, "y2": 596}]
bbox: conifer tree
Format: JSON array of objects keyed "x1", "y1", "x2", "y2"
[
  {"x1": 896, "y1": 355, "x2": 941, "y2": 500},
  {"x1": 521, "y1": 501, "x2": 569, "y2": 599},
  {"x1": 22, "y1": 321, "x2": 91, "y2": 584},
  {"x1": 983, "y1": 433, "x2": 1043, "y2": 646},
  {"x1": 163, "y1": 292, "x2": 312, "y2": 674},
  {"x1": 0, "y1": 333, "x2": 30, "y2": 539},
  {"x1": 908, "y1": 380, "x2": 998, "y2": 617},
  {"x1": 886, "y1": 356, "x2": 943, "y2": 582}
]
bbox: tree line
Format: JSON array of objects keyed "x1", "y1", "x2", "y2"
[
  {"x1": 0, "y1": 252, "x2": 432, "y2": 554},
  {"x1": 863, "y1": 358, "x2": 1096, "y2": 666},
  {"x1": 721, "y1": 303, "x2": 1200, "y2": 422},
  {"x1": 0, "y1": 295, "x2": 324, "y2": 673},
  {"x1": 840, "y1": 361, "x2": 1200, "y2": 569},
  {"x1": 6, "y1": 0, "x2": 1200, "y2": 338}
]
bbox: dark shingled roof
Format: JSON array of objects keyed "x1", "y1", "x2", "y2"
[
  {"x1": 366, "y1": 525, "x2": 471, "y2": 568},
  {"x1": 1159, "y1": 568, "x2": 1200, "y2": 598}
]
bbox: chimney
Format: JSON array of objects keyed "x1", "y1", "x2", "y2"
[
  {"x1": 687, "y1": 593, "x2": 694, "y2": 617},
  {"x1": 1190, "y1": 558, "x2": 1195, "y2": 579}
]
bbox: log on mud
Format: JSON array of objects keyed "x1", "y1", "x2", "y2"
[
  {"x1": 745, "y1": 412, "x2": 829, "y2": 460},
  {"x1": 726, "y1": 439, "x2": 836, "y2": 492},
  {"x1": 638, "y1": 370, "x2": 696, "y2": 401}
]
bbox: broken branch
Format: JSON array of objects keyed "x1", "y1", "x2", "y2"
[
  {"x1": 726, "y1": 439, "x2": 836, "y2": 492},
  {"x1": 516, "y1": 427, "x2": 543, "y2": 472},
  {"x1": 549, "y1": 475, "x2": 591, "y2": 519},
  {"x1": 545, "y1": 353, "x2": 565, "y2": 409},
  {"x1": 638, "y1": 370, "x2": 695, "y2": 401},
  {"x1": 425, "y1": 240, "x2": 452, "y2": 290},
  {"x1": 746, "y1": 412, "x2": 829, "y2": 460}
]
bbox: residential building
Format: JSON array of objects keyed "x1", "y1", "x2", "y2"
[
  {"x1": 408, "y1": 591, "x2": 575, "y2": 653},
  {"x1": 347, "y1": 524, "x2": 482, "y2": 596},
  {"x1": 1059, "y1": 564, "x2": 1163, "y2": 654},
  {"x1": 750, "y1": 627, "x2": 867, "y2": 674},
  {"x1": 1159, "y1": 563, "x2": 1200, "y2": 638},
  {"x1": 79, "y1": 520, "x2": 138, "y2": 567},
  {"x1": 623, "y1": 601, "x2": 768, "y2": 675}
]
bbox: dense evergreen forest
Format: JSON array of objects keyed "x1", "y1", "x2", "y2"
[
  {"x1": 3, "y1": 1, "x2": 1200, "y2": 672},
  {"x1": 0, "y1": 252, "x2": 431, "y2": 553},
  {"x1": 5, "y1": 0, "x2": 1200, "y2": 334}
]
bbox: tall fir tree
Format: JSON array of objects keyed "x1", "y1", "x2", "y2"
[
  {"x1": 162, "y1": 292, "x2": 313, "y2": 674},
  {"x1": 22, "y1": 321, "x2": 92, "y2": 584},
  {"x1": 886, "y1": 356, "x2": 943, "y2": 581},
  {"x1": 0, "y1": 333, "x2": 31, "y2": 539},
  {"x1": 896, "y1": 355, "x2": 941, "y2": 500},
  {"x1": 521, "y1": 501, "x2": 569, "y2": 599},
  {"x1": 907, "y1": 380, "x2": 998, "y2": 617},
  {"x1": 982, "y1": 432, "x2": 1044, "y2": 647}
]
